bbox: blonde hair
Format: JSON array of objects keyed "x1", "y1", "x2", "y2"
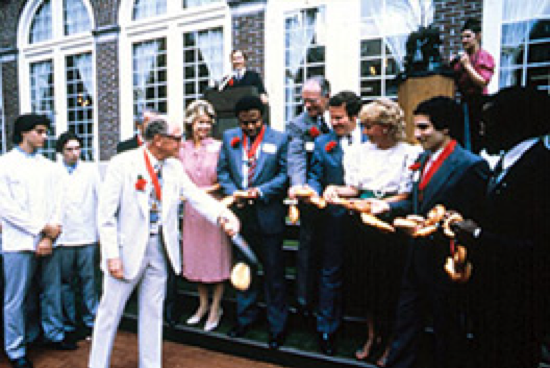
[
  {"x1": 359, "y1": 98, "x2": 406, "y2": 142},
  {"x1": 184, "y1": 100, "x2": 216, "y2": 139}
]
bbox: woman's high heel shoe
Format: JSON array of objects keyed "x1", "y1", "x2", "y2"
[
  {"x1": 186, "y1": 308, "x2": 209, "y2": 325},
  {"x1": 204, "y1": 308, "x2": 223, "y2": 332}
]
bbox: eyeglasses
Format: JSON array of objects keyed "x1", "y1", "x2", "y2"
[
  {"x1": 301, "y1": 97, "x2": 321, "y2": 105},
  {"x1": 239, "y1": 119, "x2": 262, "y2": 127}
]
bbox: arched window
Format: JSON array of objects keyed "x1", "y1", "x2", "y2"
[
  {"x1": 19, "y1": 0, "x2": 95, "y2": 160},
  {"x1": 118, "y1": 0, "x2": 229, "y2": 140}
]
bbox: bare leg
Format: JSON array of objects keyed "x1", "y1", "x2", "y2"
[
  {"x1": 206, "y1": 283, "x2": 224, "y2": 325},
  {"x1": 186, "y1": 284, "x2": 209, "y2": 325}
]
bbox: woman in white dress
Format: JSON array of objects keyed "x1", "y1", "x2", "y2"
[{"x1": 325, "y1": 98, "x2": 421, "y2": 366}]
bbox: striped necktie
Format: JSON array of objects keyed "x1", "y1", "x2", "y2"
[{"x1": 247, "y1": 157, "x2": 257, "y2": 187}]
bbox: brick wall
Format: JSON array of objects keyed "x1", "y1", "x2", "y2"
[
  {"x1": 96, "y1": 39, "x2": 120, "y2": 160},
  {"x1": 434, "y1": 0, "x2": 484, "y2": 60},
  {"x1": 1, "y1": 59, "x2": 20, "y2": 151},
  {"x1": 230, "y1": 3, "x2": 266, "y2": 78}
]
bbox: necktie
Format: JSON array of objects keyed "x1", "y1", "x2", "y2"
[
  {"x1": 318, "y1": 116, "x2": 330, "y2": 134},
  {"x1": 247, "y1": 157, "x2": 256, "y2": 187},
  {"x1": 347, "y1": 135, "x2": 353, "y2": 146}
]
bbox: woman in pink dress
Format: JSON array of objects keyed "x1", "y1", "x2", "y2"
[{"x1": 179, "y1": 100, "x2": 231, "y2": 332}]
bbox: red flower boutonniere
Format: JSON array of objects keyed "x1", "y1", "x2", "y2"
[
  {"x1": 309, "y1": 126, "x2": 320, "y2": 138},
  {"x1": 228, "y1": 78, "x2": 234, "y2": 87},
  {"x1": 135, "y1": 175, "x2": 147, "y2": 191},
  {"x1": 230, "y1": 136, "x2": 241, "y2": 148},
  {"x1": 409, "y1": 162, "x2": 422, "y2": 171},
  {"x1": 325, "y1": 141, "x2": 337, "y2": 152}
]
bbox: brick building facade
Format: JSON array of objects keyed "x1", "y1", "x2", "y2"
[{"x1": 0, "y1": 0, "x2": 547, "y2": 159}]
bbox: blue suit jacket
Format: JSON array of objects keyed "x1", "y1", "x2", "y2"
[
  {"x1": 307, "y1": 130, "x2": 368, "y2": 217},
  {"x1": 217, "y1": 126, "x2": 289, "y2": 234},
  {"x1": 389, "y1": 143, "x2": 490, "y2": 283}
]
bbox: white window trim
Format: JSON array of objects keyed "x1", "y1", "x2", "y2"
[
  {"x1": 0, "y1": 64, "x2": 5, "y2": 153},
  {"x1": 265, "y1": 0, "x2": 360, "y2": 130},
  {"x1": 18, "y1": 0, "x2": 97, "y2": 159},
  {"x1": 118, "y1": 0, "x2": 231, "y2": 141},
  {"x1": 482, "y1": 0, "x2": 504, "y2": 94}
]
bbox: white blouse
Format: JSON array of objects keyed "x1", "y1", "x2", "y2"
[{"x1": 344, "y1": 141, "x2": 422, "y2": 196}]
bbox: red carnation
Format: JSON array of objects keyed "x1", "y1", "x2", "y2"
[
  {"x1": 231, "y1": 136, "x2": 241, "y2": 148},
  {"x1": 309, "y1": 126, "x2": 320, "y2": 138},
  {"x1": 409, "y1": 162, "x2": 422, "y2": 171},
  {"x1": 325, "y1": 141, "x2": 337, "y2": 152},
  {"x1": 135, "y1": 175, "x2": 147, "y2": 191},
  {"x1": 228, "y1": 78, "x2": 234, "y2": 87}
]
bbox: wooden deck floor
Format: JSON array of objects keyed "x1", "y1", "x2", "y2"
[{"x1": 0, "y1": 331, "x2": 288, "y2": 368}]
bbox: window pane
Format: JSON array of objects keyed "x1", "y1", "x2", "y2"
[
  {"x1": 133, "y1": 38, "x2": 168, "y2": 121},
  {"x1": 361, "y1": 79, "x2": 382, "y2": 97},
  {"x1": 529, "y1": 19, "x2": 550, "y2": 40},
  {"x1": 361, "y1": 39, "x2": 382, "y2": 58},
  {"x1": 183, "y1": 0, "x2": 221, "y2": 8},
  {"x1": 64, "y1": 0, "x2": 92, "y2": 36},
  {"x1": 182, "y1": 27, "x2": 224, "y2": 106},
  {"x1": 30, "y1": 0, "x2": 53, "y2": 44},
  {"x1": 133, "y1": 0, "x2": 167, "y2": 20},
  {"x1": 66, "y1": 52, "x2": 95, "y2": 160},
  {"x1": 284, "y1": 6, "x2": 326, "y2": 122},
  {"x1": 30, "y1": 60, "x2": 56, "y2": 159},
  {"x1": 528, "y1": 42, "x2": 550, "y2": 63},
  {"x1": 527, "y1": 65, "x2": 550, "y2": 89}
]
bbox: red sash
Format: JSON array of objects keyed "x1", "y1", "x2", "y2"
[
  {"x1": 143, "y1": 150, "x2": 162, "y2": 201},
  {"x1": 242, "y1": 125, "x2": 266, "y2": 159},
  {"x1": 419, "y1": 140, "x2": 457, "y2": 191}
]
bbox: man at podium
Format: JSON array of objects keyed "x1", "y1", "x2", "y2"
[{"x1": 219, "y1": 50, "x2": 269, "y2": 105}]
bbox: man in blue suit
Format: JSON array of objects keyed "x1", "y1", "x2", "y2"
[
  {"x1": 370, "y1": 96, "x2": 490, "y2": 368},
  {"x1": 217, "y1": 95, "x2": 289, "y2": 349},
  {"x1": 306, "y1": 91, "x2": 367, "y2": 355}
]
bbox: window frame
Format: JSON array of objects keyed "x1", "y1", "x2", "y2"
[
  {"x1": 18, "y1": 0, "x2": 96, "y2": 160},
  {"x1": 118, "y1": 0, "x2": 231, "y2": 141}
]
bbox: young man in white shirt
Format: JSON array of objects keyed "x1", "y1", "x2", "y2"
[
  {"x1": 0, "y1": 114, "x2": 76, "y2": 368},
  {"x1": 55, "y1": 131, "x2": 100, "y2": 341}
]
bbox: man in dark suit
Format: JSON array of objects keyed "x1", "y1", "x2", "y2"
[
  {"x1": 370, "y1": 96, "x2": 490, "y2": 368},
  {"x1": 287, "y1": 76, "x2": 331, "y2": 319},
  {"x1": 220, "y1": 50, "x2": 268, "y2": 105},
  {"x1": 116, "y1": 110, "x2": 158, "y2": 153},
  {"x1": 217, "y1": 95, "x2": 288, "y2": 349},
  {"x1": 453, "y1": 87, "x2": 550, "y2": 368},
  {"x1": 306, "y1": 91, "x2": 367, "y2": 355}
]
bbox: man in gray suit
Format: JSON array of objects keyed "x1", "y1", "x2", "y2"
[
  {"x1": 88, "y1": 117, "x2": 239, "y2": 368},
  {"x1": 287, "y1": 76, "x2": 331, "y2": 318}
]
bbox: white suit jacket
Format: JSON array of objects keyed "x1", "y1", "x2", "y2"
[
  {"x1": 98, "y1": 147, "x2": 224, "y2": 280},
  {"x1": 0, "y1": 148, "x2": 63, "y2": 252}
]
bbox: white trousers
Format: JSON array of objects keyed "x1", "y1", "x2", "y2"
[{"x1": 88, "y1": 235, "x2": 167, "y2": 368}]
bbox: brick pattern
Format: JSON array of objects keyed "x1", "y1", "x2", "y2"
[
  {"x1": 231, "y1": 10, "x2": 266, "y2": 79},
  {"x1": 1, "y1": 60, "x2": 20, "y2": 152},
  {"x1": 433, "y1": 0, "x2": 484, "y2": 60},
  {"x1": 90, "y1": 0, "x2": 119, "y2": 28},
  {"x1": 96, "y1": 39, "x2": 120, "y2": 160},
  {"x1": 0, "y1": 1, "x2": 25, "y2": 49}
]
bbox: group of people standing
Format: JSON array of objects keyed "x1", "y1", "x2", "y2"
[{"x1": 0, "y1": 38, "x2": 547, "y2": 368}]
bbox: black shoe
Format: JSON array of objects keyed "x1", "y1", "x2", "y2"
[
  {"x1": 227, "y1": 324, "x2": 249, "y2": 338},
  {"x1": 318, "y1": 332, "x2": 336, "y2": 356},
  {"x1": 268, "y1": 331, "x2": 285, "y2": 350},
  {"x1": 9, "y1": 357, "x2": 34, "y2": 368},
  {"x1": 43, "y1": 337, "x2": 78, "y2": 350}
]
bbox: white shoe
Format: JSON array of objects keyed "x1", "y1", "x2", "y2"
[
  {"x1": 186, "y1": 308, "x2": 208, "y2": 325},
  {"x1": 204, "y1": 309, "x2": 223, "y2": 332}
]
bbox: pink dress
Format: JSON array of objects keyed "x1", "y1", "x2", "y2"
[{"x1": 179, "y1": 138, "x2": 231, "y2": 282}]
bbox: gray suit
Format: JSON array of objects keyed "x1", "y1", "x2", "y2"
[
  {"x1": 89, "y1": 147, "x2": 225, "y2": 368},
  {"x1": 286, "y1": 111, "x2": 327, "y2": 309}
]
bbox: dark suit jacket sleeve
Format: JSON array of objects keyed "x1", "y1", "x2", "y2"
[
  {"x1": 286, "y1": 117, "x2": 308, "y2": 186},
  {"x1": 216, "y1": 133, "x2": 239, "y2": 196},
  {"x1": 257, "y1": 133, "x2": 289, "y2": 202},
  {"x1": 116, "y1": 136, "x2": 139, "y2": 154},
  {"x1": 307, "y1": 138, "x2": 325, "y2": 196},
  {"x1": 250, "y1": 71, "x2": 266, "y2": 95}
]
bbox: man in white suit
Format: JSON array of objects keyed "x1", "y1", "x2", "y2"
[{"x1": 88, "y1": 117, "x2": 239, "y2": 368}]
